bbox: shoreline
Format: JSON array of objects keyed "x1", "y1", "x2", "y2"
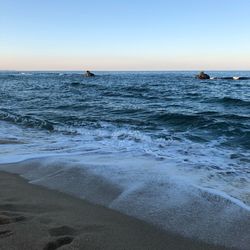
[
  {"x1": 0, "y1": 157, "x2": 249, "y2": 250},
  {"x1": 0, "y1": 170, "x2": 231, "y2": 250}
]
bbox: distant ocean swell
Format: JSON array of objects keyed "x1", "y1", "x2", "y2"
[
  {"x1": 0, "y1": 110, "x2": 54, "y2": 131},
  {"x1": 217, "y1": 96, "x2": 250, "y2": 106}
]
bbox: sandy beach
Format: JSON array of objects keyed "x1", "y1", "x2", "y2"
[{"x1": 0, "y1": 170, "x2": 232, "y2": 250}]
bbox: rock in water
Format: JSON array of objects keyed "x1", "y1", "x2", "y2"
[
  {"x1": 84, "y1": 71, "x2": 95, "y2": 77},
  {"x1": 196, "y1": 71, "x2": 210, "y2": 80}
]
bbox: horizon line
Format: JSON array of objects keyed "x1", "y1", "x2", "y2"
[{"x1": 1, "y1": 69, "x2": 250, "y2": 72}]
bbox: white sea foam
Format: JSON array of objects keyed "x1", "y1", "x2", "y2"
[
  {"x1": 0, "y1": 156, "x2": 249, "y2": 249},
  {"x1": 0, "y1": 120, "x2": 249, "y2": 205},
  {"x1": 0, "y1": 119, "x2": 250, "y2": 249},
  {"x1": 233, "y1": 76, "x2": 240, "y2": 80}
]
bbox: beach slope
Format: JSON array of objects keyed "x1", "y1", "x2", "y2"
[{"x1": 0, "y1": 171, "x2": 231, "y2": 250}]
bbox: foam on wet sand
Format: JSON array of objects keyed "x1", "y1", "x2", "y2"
[
  {"x1": 0, "y1": 158, "x2": 249, "y2": 250},
  {"x1": 0, "y1": 170, "x2": 231, "y2": 250}
]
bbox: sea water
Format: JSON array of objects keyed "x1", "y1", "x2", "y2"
[{"x1": 0, "y1": 71, "x2": 249, "y2": 248}]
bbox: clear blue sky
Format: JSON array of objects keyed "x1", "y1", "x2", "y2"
[{"x1": 1, "y1": 0, "x2": 250, "y2": 70}]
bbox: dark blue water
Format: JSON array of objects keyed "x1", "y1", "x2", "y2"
[
  {"x1": 1, "y1": 71, "x2": 249, "y2": 147},
  {"x1": 0, "y1": 71, "x2": 249, "y2": 203}
]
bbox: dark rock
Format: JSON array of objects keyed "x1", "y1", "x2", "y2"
[
  {"x1": 84, "y1": 71, "x2": 95, "y2": 77},
  {"x1": 221, "y1": 77, "x2": 234, "y2": 80},
  {"x1": 196, "y1": 71, "x2": 210, "y2": 80}
]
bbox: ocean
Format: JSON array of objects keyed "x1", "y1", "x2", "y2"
[{"x1": 0, "y1": 71, "x2": 249, "y2": 248}]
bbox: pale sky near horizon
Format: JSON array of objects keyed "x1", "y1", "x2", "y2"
[{"x1": 1, "y1": 0, "x2": 250, "y2": 71}]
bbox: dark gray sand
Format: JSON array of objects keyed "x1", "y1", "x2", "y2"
[{"x1": 0, "y1": 171, "x2": 232, "y2": 250}]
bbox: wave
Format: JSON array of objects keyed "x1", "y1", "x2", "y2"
[
  {"x1": 0, "y1": 158, "x2": 249, "y2": 250},
  {"x1": 0, "y1": 111, "x2": 54, "y2": 131},
  {"x1": 218, "y1": 97, "x2": 250, "y2": 106},
  {"x1": 152, "y1": 111, "x2": 249, "y2": 126},
  {"x1": 150, "y1": 113, "x2": 209, "y2": 127},
  {"x1": 0, "y1": 139, "x2": 25, "y2": 145},
  {"x1": 220, "y1": 114, "x2": 250, "y2": 121}
]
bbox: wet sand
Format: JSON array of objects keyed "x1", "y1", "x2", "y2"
[{"x1": 0, "y1": 171, "x2": 232, "y2": 250}]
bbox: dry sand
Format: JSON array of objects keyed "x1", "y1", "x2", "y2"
[{"x1": 0, "y1": 171, "x2": 232, "y2": 250}]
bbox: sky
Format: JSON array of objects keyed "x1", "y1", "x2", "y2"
[{"x1": 1, "y1": 0, "x2": 250, "y2": 71}]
